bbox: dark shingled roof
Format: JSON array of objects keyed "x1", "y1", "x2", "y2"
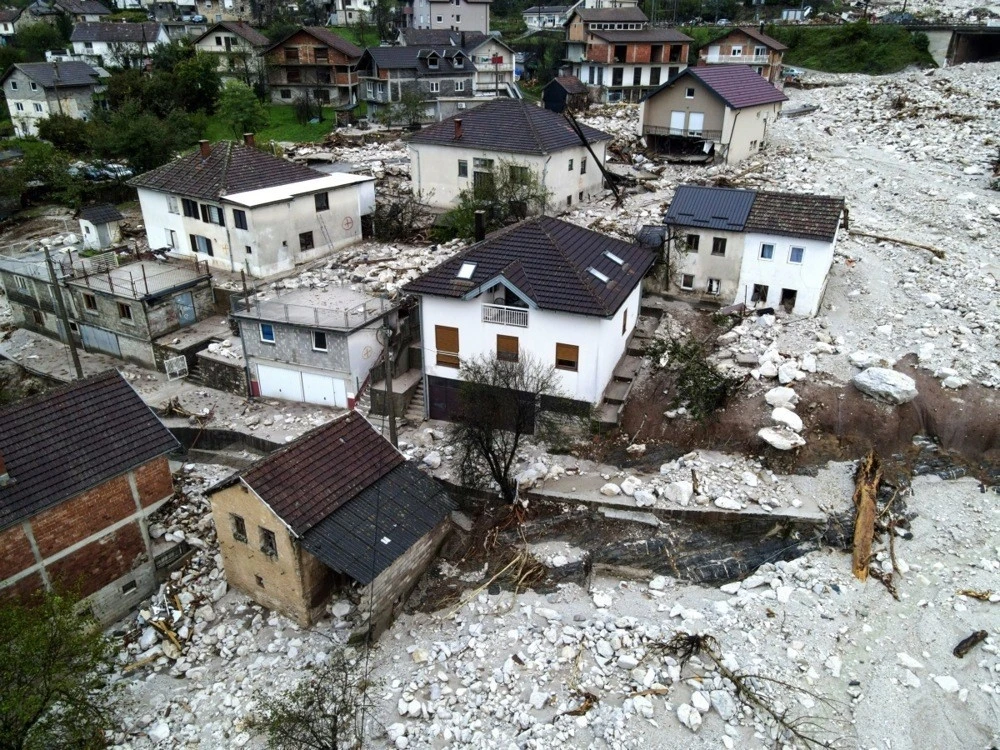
[
  {"x1": 523, "y1": 5, "x2": 571, "y2": 13},
  {"x1": 592, "y1": 28, "x2": 692, "y2": 43},
  {"x1": 403, "y1": 216, "x2": 655, "y2": 317},
  {"x1": 265, "y1": 26, "x2": 362, "y2": 58},
  {"x1": 0, "y1": 370, "x2": 179, "y2": 531},
  {"x1": 571, "y1": 6, "x2": 648, "y2": 22},
  {"x1": 79, "y1": 203, "x2": 123, "y2": 223},
  {"x1": 0, "y1": 8, "x2": 23, "y2": 22},
  {"x1": 361, "y1": 45, "x2": 476, "y2": 75},
  {"x1": 128, "y1": 141, "x2": 323, "y2": 201},
  {"x1": 409, "y1": 99, "x2": 609, "y2": 154},
  {"x1": 546, "y1": 75, "x2": 589, "y2": 95},
  {"x1": 663, "y1": 185, "x2": 757, "y2": 231},
  {"x1": 642, "y1": 65, "x2": 787, "y2": 109},
  {"x1": 194, "y1": 21, "x2": 270, "y2": 47},
  {"x1": 71, "y1": 22, "x2": 162, "y2": 43},
  {"x1": 56, "y1": 0, "x2": 110, "y2": 14},
  {"x1": 3, "y1": 61, "x2": 102, "y2": 88},
  {"x1": 745, "y1": 191, "x2": 845, "y2": 242},
  {"x1": 730, "y1": 26, "x2": 788, "y2": 51}
]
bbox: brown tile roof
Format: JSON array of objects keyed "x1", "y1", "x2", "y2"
[
  {"x1": 0, "y1": 8, "x2": 23, "y2": 22},
  {"x1": 195, "y1": 21, "x2": 270, "y2": 47},
  {"x1": 403, "y1": 216, "x2": 655, "y2": 317},
  {"x1": 56, "y1": 0, "x2": 110, "y2": 14},
  {"x1": 732, "y1": 26, "x2": 788, "y2": 51},
  {"x1": 591, "y1": 28, "x2": 692, "y2": 43},
  {"x1": 236, "y1": 412, "x2": 405, "y2": 535},
  {"x1": 0, "y1": 370, "x2": 179, "y2": 531},
  {"x1": 548, "y1": 75, "x2": 589, "y2": 95},
  {"x1": 265, "y1": 26, "x2": 361, "y2": 58},
  {"x1": 745, "y1": 191, "x2": 845, "y2": 242},
  {"x1": 128, "y1": 141, "x2": 323, "y2": 201},
  {"x1": 571, "y1": 6, "x2": 648, "y2": 22},
  {"x1": 408, "y1": 99, "x2": 610, "y2": 155}
]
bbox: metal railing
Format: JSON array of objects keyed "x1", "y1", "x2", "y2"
[
  {"x1": 232, "y1": 294, "x2": 393, "y2": 330},
  {"x1": 71, "y1": 258, "x2": 209, "y2": 300},
  {"x1": 704, "y1": 54, "x2": 770, "y2": 64},
  {"x1": 482, "y1": 303, "x2": 528, "y2": 328},
  {"x1": 642, "y1": 125, "x2": 723, "y2": 140}
]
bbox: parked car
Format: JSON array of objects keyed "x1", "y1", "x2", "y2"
[
  {"x1": 716, "y1": 18, "x2": 730, "y2": 25},
  {"x1": 190, "y1": 13, "x2": 205, "y2": 22}
]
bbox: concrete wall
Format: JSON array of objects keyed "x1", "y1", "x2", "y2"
[
  {"x1": 737, "y1": 231, "x2": 836, "y2": 316},
  {"x1": 721, "y1": 102, "x2": 781, "y2": 164},
  {"x1": 671, "y1": 226, "x2": 746, "y2": 302},
  {"x1": 639, "y1": 76, "x2": 725, "y2": 136},
  {"x1": 239, "y1": 318, "x2": 352, "y2": 372},
  {"x1": 197, "y1": 350, "x2": 249, "y2": 395},
  {"x1": 427, "y1": 0, "x2": 489, "y2": 32}
]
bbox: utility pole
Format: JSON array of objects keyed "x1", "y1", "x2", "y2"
[
  {"x1": 44, "y1": 247, "x2": 83, "y2": 380},
  {"x1": 377, "y1": 325, "x2": 397, "y2": 447}
]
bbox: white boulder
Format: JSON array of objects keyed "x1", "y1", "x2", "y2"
[
  {"x1": 852, "y1": 368, "x2": 918, "y2": 404},
  {"x1": 758, "y1": 427, "x2": 806, "y2": 451},
  {"x1": 771, "y1": 407, "x2": 803, "y2": 432},
  {"x1": 764, "y1": 387, "x2": 798, "y2": 409}
]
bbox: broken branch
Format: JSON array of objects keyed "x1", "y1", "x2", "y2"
[
  {"x1": 953, "y1": 630, "x2": 988, "y2": 658},
  {"x1": 849, "y1": 229, "x2": 945, "y2": 259},
  {"x1": 851, "y1": 450, "x2": 882, "y2": 582}
]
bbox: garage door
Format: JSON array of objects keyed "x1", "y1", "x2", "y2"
[
  {"x1": 257, "y1": 365, "x2": 348, "y2": 407},
  {"x1": 302, "y1": 371, "x2": 347, "y2": 407},
  {"x1": 257, "y1": 364, "x2": 304, "y2": 401},
  {"x1": 80, "y1": 324, "x2": 121, "y2": 357}
]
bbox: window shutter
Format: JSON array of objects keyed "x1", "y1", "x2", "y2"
[
  {"x1": 555, "y1": 343, "x2": 579, "y2": 371},
  {"x1": 497, "y1": 334, "x2": 518, "y2": 361},
  {"x1": 435, "y1": 325, "x2": 459, "y2": 366},
  {"x1": 200, "y1": 204, "x2": 209, "y2": 223}
]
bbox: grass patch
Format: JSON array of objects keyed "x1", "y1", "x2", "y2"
[
  {"x1": 327, "y1": 25, "x2": 381, "y2": 48},
  {"x1": 202, "y1": 104, "x2": 337, "y2": 143},
  {"x1": 768, "y1": 21, "x2": 935, "y2": 74}
]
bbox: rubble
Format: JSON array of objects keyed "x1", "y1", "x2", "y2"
[{"x1": 852, "y1": 367, "x2": 919, "y2": 404}]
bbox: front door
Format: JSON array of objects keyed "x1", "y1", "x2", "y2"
[
  {"x1": 96, "y1": 223, "x2": 111, "y2": 248},
  {"x1": 174, "y1": 292, "x2": 196, "y2": 326}
]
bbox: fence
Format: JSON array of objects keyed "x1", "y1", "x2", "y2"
[
  {"x1": 231, "y1": 294, "x2": 393, "y2": 330},
  {"x1": 71, "y1": 257, "x2": 209, "y2": 299}
]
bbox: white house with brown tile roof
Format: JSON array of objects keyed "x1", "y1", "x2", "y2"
[
  {"x1": 70, "y1": 22, "x2": 170, "y2": 67},
  {"x1": 129, "y1": 137, "x2": 375, "y2": 278},
  {"x1": 698, "y1": 26, "x2": 787, "y2": 85},
  {"x1": 192, "y1": 21, "x2": 269, "y2": 79}
]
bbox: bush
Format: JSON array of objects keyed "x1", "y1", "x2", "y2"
[
  {"x1": 767, "y1": 21, "x2": 936, "y2": 73},
  {"x1": 649, "y1": 336, "x2": 742, "y2": 420}
]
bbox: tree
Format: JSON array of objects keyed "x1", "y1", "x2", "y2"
[
  {"x1": 451, "y1": 352, "x2": 562, "y2": 504},
  {"x1": 36, "y1": 114, "x2": 91, "y2": 155},
  {"x1": 439, "y1": 159, "x2": 551, "y2": 241},
  {"x1": 0, "y1": 592, "x2": 122, "y2": 750},
  {"x1": 249, "y1": 649, "x2": 371, "y2": 750},
  {"x1": 375, "y1": 88, "x2": 425, "y2": 127},
  {"x1": 91, "y1": 103, "x2": 203, "y2": 173},
  {"x1": 173, "y1": 53, "x2": 222, "y2": 114},
  {"x1": 13, "y1": 24, "x2": 67, "y2": 62},
  {"x1": 218, "y1": 80, "x2": 268, "y2": 137}
]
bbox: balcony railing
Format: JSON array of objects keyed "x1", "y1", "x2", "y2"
[
  {"x1": 482, "y1": 303, "x2": 528, "y2": 328},
  {"x1": 643, "y1": 125, "x2": 723, "y2": 140},
  {"x1": 704, "y1": 54, "x2": 769, "y2": 64}
]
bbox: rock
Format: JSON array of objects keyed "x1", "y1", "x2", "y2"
[
  {"x1": 897, "y1": 652, "x2": 924, "y2": 670},
  {"x1": 147, "y1": 721, "x2": 170, "y2": 742},
  {"x1": 529, "y1": 689, "x2": 550, "y2": 710},
  {"x1": 759, "y1": 361, "x2": 779, "y2": 379},
  {"x1": 934, "y1": 675, "x2": 960, "y2": 693},
  {"x1": 410, "y1": 648, "x2": 430, "y2": 664},
  {"x1": 139, "y1": 626, "x2": 159, "y2": 650},
  {"x1": 849, "y1": 351, "x2": 894, "y2": 368},
  {"x1": 620, "y1": 476, "x2": 642, "y2": 497},
  {"x1": 710, "y1": 689, "x2": 737, "y2": 720},
  {"x1": 331, "y1": 600, "x2": 352, "y2": 619},
  {"x1": 633, "y1": 489, "x2": 656, "y2": 507},
  {"x1": 825, "y1": 655, "x2": 842, "y2": 678},
  {"x1": 600, "y1": 483, "x2": 622, "y2": 496},
  {"x1": 777, "y1": 361, "x2": 800, "y2": 384},
  {"x1": 691, "y1": 690, "x2": 711, "y2": 713},
  {"x1": 406, "y1": 699, "x2": 422, "y2": 718},
  {"x1": 741, "y1": 470, "x2": 759, "y2": 487},
  {"x1": 664, "y1": 481, "x2": 693, "y2": 506},
  {"x1": 800, "y1": 353, "x2": 817, "y2": 372},
  {"x1": 758, "y1": 427, "x2": 806, "y2": 451},
  {"x1": 902, "y1": 669, "x2": 922, "y2": 688},
  {"x1": 649, "y1": 575, "x2": 667, "y2": 591},
  {"x1": 596, "y1": 640, "x2": 614, "y2": 658},
  {"x1": 764, "y1": 386, "x2": 798, "y2": 409},
  {"x1": 592, "y1": 592, "x2": 613, "y2": 608},
  {"x1": 625, "y1": 443, "x2": 646, "y2": 455},
  {"x1": 618, "y1": 654, "x2": 639, "y2": 669},
  {"x1": 714, "y1": 496, "x2": 742, "y2": 510},
  {"x1": 852, "y1": 368, "x2": 918, "y2": 404},
  {"x1": 210, "y1": 580, "x2": 228, "y2": 602},
  {"x1": 941, "y1": 375, "x2": 966, "y2": 389},
  {"x1": 194, "y1": 604, "x2": 215, "y2": 623},
  {"x1": 422, "y1": 451, "x2": 442, "y2": 469},
  {"x1": 632, "y1": 694, "x2": 655, "y2": 719},
  {"x1": 677, "y1": 702, "x2": 702, "y2": 731},
  {"x1": 771, "y1": 407, "x2": 803, "y2": 432}
]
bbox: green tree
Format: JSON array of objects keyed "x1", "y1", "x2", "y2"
[
  {"x1": 0, "y1": 592, "x2": 123, "y2": 750},
  {"x1": 438, "y1": 159, "x2": 551, "y2": 240},
  {"x1": 150, "y1": 39, "x2": 195, "y2": 72},
  {"x1": 91, "y1": 103, "x2": 202, "y2": 173},
  {"x1": 36, "y1": 114, "x2": 91, "y2": 155},
  {"x1": 173, "y1": 53, "x2": 221, "y2": 114},
  {"x1": 218, "y1": 80, "x2": 268, "y2": 137},
  {"x1": 13, "y1": 24, "x2": 67, "y2": 62}
]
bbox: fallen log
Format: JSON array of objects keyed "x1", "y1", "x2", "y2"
[
  {"x1": 851, "y1": 450, "x2": 882, "y2": 581},
  {"x1": 849, "y1": 229, "x2": 945, "y2": 259},
  {"x1": 953, "y1": 630, "x2": 988, "y2": 658}
]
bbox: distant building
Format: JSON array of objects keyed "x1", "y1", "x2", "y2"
[
  {"x1": 542, "y1": 74, "x2": 590, "y2": 113},
  {"x1": 192, "y1": 21, "x2": 270, "y2": 80},
  {"x1": 70, "y1": 22, "x2": 170, "y2": 68},
  {"x1": 264, "y1": 26, "x2": 361, "y2": 107},
  {"x1": 522, "y1": 4, "x2": 574, "y2": 29},
  {"x1": 401, "y1": 0, "x2": 491, "y2": 33},
  {"x1": 697, "y1": 26, "x2": 787, "y2": 86},
  {"x1": 78, "y1": 203, "x2": 123, "y2": 250},
  {"x1": 24, "y1": 0, "x2": 111, "y2": 24},
  {"x1": 1, "y1": 61, "x2": 106, "y2": 137},
  {"x1": 0, "y1": 8, "x2": 21, "y2": 44},
  {"x1": 396, "y1": 28, "x2": 517, "y2": 98}
]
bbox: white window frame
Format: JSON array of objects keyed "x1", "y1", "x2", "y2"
[
  {"x1": 366, "y1": 80, "x2": 373, "y2": 96},
  {"x1": 312, "y1": 330, "x2": 328, "y2": 351},
  {"x1": 167, "y1": 195, "x2": 179, "y2": 214},
  {"x1": 9, "y1": 80, "x2": 16, "y2": 90},
  {"x1": 429, "y1": 80, "x2": 440, "y2": 93},
  {"x1": 680, "y1": 273, "x2": 694, "y2": 290},
  {"x1": 789, "y1": 246, "x2": 805, "y2": 264},
  {"x1": 707, "y1": 278, "x2": 721, "y2": 295},
  {"x1": 14, "y1": 102, "x2": 23, "y2": 111},
  {"x1": 33, "y1": 103, "x2": 42, "y2": 112},
  {"x1": 731, "y1": 46, "x2": 743, "y2": 57},
  {"x1": 455, "y1": 80, "x2": 464, "y2": 91},
  {"x1": 685, "y1": 87, "x2": 695, "y2": 99},
  {"x1": 29, "y1": 82, "x2": 37, "y2": 91},
  {"x1": 759, "y1": 242, "x2": 774, "y2": 260},
  {"x1": 259, "y1": 323, "x2": 275, "y2": 343}
]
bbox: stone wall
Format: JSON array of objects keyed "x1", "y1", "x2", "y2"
[{"x1": 197, "y1": 351, "x2": 248, "y2": 397}]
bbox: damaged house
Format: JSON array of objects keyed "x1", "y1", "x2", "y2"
[
  {"x1": 697, "y1": 26, "x2": 788, "y2": 86},
  {"x1": 264, "y1": 26, "x2": 361, "y2": 107},
  {"x1": 207, "y1": 411, "x2": 455, "y2": 631}
]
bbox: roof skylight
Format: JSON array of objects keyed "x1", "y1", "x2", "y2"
[
  {"x1": 603, "y1": 250, "x2": 624, "y2": 265},
  {"x1": 588, "y1": 267, "x2": 610, "y2": 283},
  {"x1": 457, "y1": 262, "x2": 476, "y2": 279}
]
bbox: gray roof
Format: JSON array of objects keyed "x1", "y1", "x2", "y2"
[
  {"x1": 361, "y1": 45, "x2": 476, "y2": 75},
  {"x1": 523, "y1": 5, "x2": 572, "y2": 13},
  {"x1": 408, "y1": 98, "x2": 609, "y2": 155},
  {"x1": 193, "y1": 21, "x2": 270, "y2": 47},
  {"x1": 0, "y1": 8, "x2": 22, "y2": 22},
  {"x1": 571, "y1": 6, "x2": 648, "y2": 22},
  {"x1": 79, "y1": 203, "x2": 123, "y2": 223},
  {"x1": 1, "y1": 61, "x2": 103, "y2": 88},
  {"x1": 591, "y1": 28, "x2": 692, "y2": 43},
  {"x1": 54, "y1": 0, "x2": 111, "y2": 14},
  {"x1": 71, "y1": 22, "x2": 163, "y2": 43},
  {"x1": 663, "y1": 185, "x2": 757, "y2": 231}
]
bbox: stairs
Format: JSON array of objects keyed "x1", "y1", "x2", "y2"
[
  {"x1": 354, "y1": 383, "x2": 372, "y2": 417},
  {"x1": 404, "y1": 380, "x2": 425, "y2": 424},
  {"x1": 185, "y1": 361, "x2": 204, "y2": 386}
]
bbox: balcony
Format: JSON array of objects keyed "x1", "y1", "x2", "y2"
[
  {"x1": 704, "y1": 54, "x2": 769, "y2": 65},
  {"x1": 482, "y1": 303, "x2": 528, "y2": 328},
  {"x1": 642, "y1": 124, "x2": 723, "y2": 141}
]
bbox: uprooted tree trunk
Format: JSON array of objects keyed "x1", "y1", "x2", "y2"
[{"x1": 851, "y1": 449, "x2": 882, "y2": 581}]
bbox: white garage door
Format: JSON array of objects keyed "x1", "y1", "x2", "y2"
[
  {"x1": 302, "y1": 371, "x2": 347, "y2": 407},
  {"x1": 258, "y1": 365, "x2": 304, "y2": 401},
  {"x1": 258, "y1": 365, "x2": 348, "y2": 408}
]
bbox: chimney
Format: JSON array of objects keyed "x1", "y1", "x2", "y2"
[
  {"x1": 760, "y1": 21, "x2": 765, "y2": 33},
  {"x1": 454, "y1": 117, "x2": 463, "y2": 140},
  {"x1": 474, "y1": 210, "x2": 486, "y2": 242},
  {"x1": 243, "y1": 132, "x2": 255, "y2": 147},
  {"x1": 199, "y1": 139, "x2": 211, "y2": 158}
]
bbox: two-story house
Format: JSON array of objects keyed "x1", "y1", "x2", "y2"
[
  {"x1": 638, "y1": 65, "x2": 787, "y2": 164},
  {"x1": 25, "y1": 0, "x2": 110, "y2": 24},
  {"x1": 565, "y1": 6, "x2": 691, "y2": 102},
  {"x1": 698, "y1": 26, "x2": 787, "y2": 85},
  {"x1": 231, "y1": 285, "x2": 396, "y2": 408},
  {"x1": 192, "y1": 21, "x2": 269, "y2": 81},
  {"x1": 522, "y1": 4, "x2": 575, "y2": 30},
  {"x1": 402, "y1": 0, "x2": 491, "y2": 32},
  {"x1": 129, "y1": 137, "x2": 376, "y2": 278},
  {"x1": 397, "y1": 28, "x2": 518, "y2": 98},
  {"x1": 0, "y1": 8, "x2": 21, "y2": 44},
  {"x1": 70, "y1": 22, "x2": 170, "y2": 68},
  {"x1": 663, "y1": 184, "x2": 846, "y2": 316},
  {"x1": 408, "y1": 99, "x2": 610, "y2": 210},
  {"x1": 403, "y1": 216, "x2": 655, "y2": 419},
  {"x1": 264, "y1": 26, "x2": 361, "y2": 106},
  {"x1": 329, "y1": 0, "x2": 375, "y2": 25},
  {"x1": 1, "y1": 61, "x2": 106, "y2": 137}
]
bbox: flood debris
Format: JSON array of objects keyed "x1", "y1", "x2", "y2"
[
  {"x1": 953, "y1": 631, "x2": 989, "y2": 659},
  {"x1": 851, "y1": 450, "x2": 882, "y2": 581}
]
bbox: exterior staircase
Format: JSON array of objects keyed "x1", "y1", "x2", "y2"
[
  {"x1": 404, "y1": 380, "x2": 425, "y2": 424},
  {"x1": 185, "y1": 360, "x2": 204, "y2": 386},
  {"x1": 592, "y1": 306, "x2": 663, "y2": 431},
  {"x1": 354, "y1": 382, "x2": 373, "y2": 416}
]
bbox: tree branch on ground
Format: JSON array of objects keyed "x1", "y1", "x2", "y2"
[{"x1": 372, "y1": 187, "x2": 433, "y2": 242}]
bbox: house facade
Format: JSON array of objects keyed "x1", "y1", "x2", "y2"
[
  {"x1": 403, "y1": 216, "x2": 655, "y2": 418},
  {"x1": 78, "y1": 203, "x2": 123, "y2": 250},
  {"x1": 191, "y1": 20, "x2": 269, "y2": 80},
  {"x1": 522, "y1": 4, "x2": 574, "y2": 30},
  {"x1": 397, "y1": 29, "x2": 518, "y2": 97},
  {"x1": 638, "y1": 65, "x2": 787, "y2": 164},
  {"x1": 542, "y1": 74, "x2": 589, "y2": 113},
  {"x1": 698, "y1": 26, "x2": 787, "y2": 85},
  {"x1": 129, "y1": 137, "x2": 376, "y2": 278},
  {"x1": 1, "y1": 61, "x2": 106, "y2": 137},
  {"x1": 207, "y1": 412, "x2": 454, "y2": 631},
  {"x1": 565, "y1": 6, "x2": 691, "y2": 102},
  {"x1": 402, "y1": 0, "x2": 491, "y2": 32},
  {"x1": 408, "y1": 99, "x2": 610, "y2": 210},
  {"x1": 231, "y1": 286, "x2": 396, "y2": 408},
  {"x1": 264, "y1": 26, "x2": 361, "y2": 106},
  {"x1": 0, "y1": 8, "x2": 20, "y2": 43},
  {"x1": 0, "y1": 371, "x2": 179, "y2": 623},
  {"x1": 329, "y1": 0, "x2": 375, "y2": 25},
  {"x1": 70, "y1": 22, "x2": 169, "y2": 68},
  {"x1": 357, "y1": 45, "x2": 477, "y2": 121},
  {"x1": 663, "y1": 184, "x2": 846, "y2": 316}
]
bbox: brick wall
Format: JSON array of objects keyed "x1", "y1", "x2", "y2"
[
  {"x1": 0, "y1": 524, "x2": 36, "y2": 580},
  {"x1": 134, "y1": 456, "x2": 174, "y2": 507},
  {"x1": 0, "y1": 572, "x2": 44, "y2": 603},
  {"x1": 30, "y1": 474, "x2": 134, "y2": 557},
  {"x1": 46, "y1": 522, "x2": 146, "y2": 598}
]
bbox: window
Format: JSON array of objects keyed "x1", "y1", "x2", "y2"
[
  {"x1": 473, "y1": 158, "x2": 493, "y2": 170},
  {"x1": 751, "y1": 283, "x2": 769, "y2": 303},
  {"x1": 497, "y1": 334, "x2": 518, "y2": 362},
  {"x1": 588, "y1": 267, "x2": 609, "y2": 283},
  {"x1": 568, "y1": 158, "x2": 574, "y2": 171},
  {"x1": 190, "y1": 234, "x2": 213, "y2": 256},
  {"x1": 566, "y1": 195, "x2": 572, "y2": 207},
  {"x1": 457, "y1": 261, "x2": 476, "y2": 279},
  {"x1": 604, "y1": 250, "x2": 624, "y2": 265},
  {"x1": 245, "y1": 245, "x2": 252, "y2": 254},
  {"x1": 435, "y1": 325, "x2": 459, "y2": 367},
  {"x1": 32, "y1": 310, "x2": 43, "y2": 326},
  {"x1": 259, "y1": 527, "x2": 277, "y2": 557},
  {"x1": 455, "y1": 80, "x2": 465, "y2": 91},
  {"x1": 167, "y1": 195, "x2": 179, "y2": 214},
  {"x1": 280, "y1": 89, "x2": 291, "y2": 99},
  {"x1": 233, "y1": 209, "x2": 248, "y2": 229},
  {"x1": 231, "y1": 514, "x2": 247, "y2": 542},
  {"x1": 633, "y1": 67, "x2": 641, "y2": 86},
  {"x1": 754, "y1": 46, "x2": 767, "y2": 57},
  {"x1": 200, "y1": 204, "x2": 224, "y2": 226},
  {"x1": 260, "y1": 323, "x2": 275, "y2": 342},
  {"x1": 14, "y1": 102, "x2": 23, "y2": 112},
  {"x1": 8, "y1": 80, "x2": 15, "y2": 90},
  {"x1": 509, "y1": 165, "x2": 530, "y2": 184},
  {"x1": 366, "y1": 81, "x2": 373, "y2": 96},
  {"x1": 166, "y1": 229, "x2": 177, "y2": 248},
  {"x1": 313, "y1": 330, "x2": 327, "y2": 351},
  {"x1": 315, "y1": 47, "x2": 328, "y2": 62},
  {"x1": 83, "y1": 293, "x2": 97, "y2": 311},
  {"x1": 436, "y1": 14, "x2": 442, "y2": 22},
  {"x1": 121, "y1": 580, "x2": 137, "y2": 594},
  {"x1": 622, "y1": 308, "x2": 628, "y2": 335},
  {"x1": 579, "y1": 191, "x2": 584, "y2": 201},
  {"x1": 429, "y1": 81, "x2": 440, "y2": 93},
  {"x1": 299, "y1": 231, "x2": 314, "y2": 251},
  {"x1": 711, "y1": 237, "x2": 727, "y2": 256},
  {"x1": 14, "y1": 275, "x2": 27, "y2": 290},
  {"x1": 427, "y1": 55, "x2": 439, "y2": 70},
  {"x1": 118, "y1": 302, "x2": 133, "y2": 321},
  {"x1": 452, "y1": 51, "x2": 463, "y2": 65},
  {"x1": 182, "y1": 198, "x2": 199, "y2": 218},
  {"x1": 649, "y1": 67, "x2": 661, "y2": 86},
  {"x1": 215, "y1": 35, "x2": 222, "y2": 45},
  {"x1": 707, "y1": 278, "x2": 721, "y2": 295},
  {"x1": 69, "y1": 321, "x2": 79, "y2": 334},
  {"x1": 731, "y1": 46, "x2": 743, "y2": 57},
  {"x1": 680, "y1": 274, "x2": 694, "y2": 290},
  {"x1": 685, "y1": 87, "x2": 695, "y2": 99},
  {"x1": 29, "y1": 82, "x2": 36, "y2": 91},
  {"x1": 759, "y1": 243, "x2": 774, "y2": 260},
  {"x1": 284, "y1": 46, "x2": 298, "y2": 62},
  {"x1": 33, "y1": 103, "x2": 42, "y2": 112},
  {"x1": 287, "y1": 69, "x2": 301, "y2": 83},
  {"x1": 685, "y1": 234, "x2": 699, "y2": 252},
  {"x1": 581, "y1": 156, "x2": 587, "y2": 175},
  {"x1": 315, "y1": 192, "x2": 329, "y2": 212},
  {"x1": 458, "y1": 159, "x2": 468, "y2": 177},
  {"x1": 789, "y1": 246, "x2": 805, "y2": 264},
  {"x1": 555, "y1": 343, "x2": 579, "y2": 372}
]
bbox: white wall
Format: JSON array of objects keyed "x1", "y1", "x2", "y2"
[
  {"x1": 737, "y1": 232, "x2": 835, "y2": 316},
  {"x1": 346, "y1": 324, "x2": 381, "y2": 398},
  {"x1": 578, "y1": 61, "x2": 686, "y2": 91},
  {"x1": 721, "y1": 102, "x2": 781, "y2": 164},
  {"x1": 672, "y1": 227, "x2": 746, "y2": 301}
]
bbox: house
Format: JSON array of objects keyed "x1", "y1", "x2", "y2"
[
  {"x1": 0, "y1": 371, "x2": 180, "y2": 622},
  {"x1": 0, "y1": 8, "x2": 20, "y2": 44},
  {"x1": 662, "y1": 184, "x2": 846, "y2": 316},
  {"x1": 697, "y1": 26, "x2": 787, "y2": 85},
  {"x1": 407, "y1": 98, "x2": 610, "y2": 210},
  {"x1": 78, "y1": 203, "x2": 123, "y2": 250},
  {"x1": 565, "y1": 6, "x2": 692, "y2": 102},
  {"x1": 25, "y1": 0, "x2": 110, "y2": 23},
  {"x1": 542, "y1": 74, "x2": 590, "y2": 113},
  {"x1": 192, "y1": 21, "x2": 269, "y2": 80},
  {"x1": 231, "y1": 285, "x2": 396, "y2": 408},
  {"x1": 129, "y1": 136, "x2": 376, "y2": 278},
  {"x1": 397, "y1": 28, "x2": 518, "y2": 98},
  {"x1": 329, "y1": 0, "x2": 375, "y2": 25},
  {"x1": 401, "y1": 0, "x2": 491, "y2": 33},
  {"x1": 70, "y1": 22, "x2": 169, "y2": 68},
  {"x1": 207, "y1": 411, "x2": 455, "y2": 630},
  {"x1": 522, "y1": 4, "x2": 575, "y2": 29},
  {"x1": 264, "y1": 26, "x2": 361, "y2": 107},
  {"x1": 1, "y1": 61, "x2": 107, "y2": 137},
  {"x1": 402, "y1": 216, "x2": 655, "y2": 418},
  {"x1": 638, "y1": 65, "x2": 787, "y2": 164}
]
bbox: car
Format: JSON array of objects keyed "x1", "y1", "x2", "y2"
[
  {"x1": 716, "y1": 18, "x2": 730, "y2": 25},
  {"x1": 190, "y1": 13, "x2": 205, "y2": 22},
  {"x1": 782, "y1": 66, "x2": 804, "y2": 78},
  {"x1": 100, "y1": 163, "x2": 134, "y2": 180}
]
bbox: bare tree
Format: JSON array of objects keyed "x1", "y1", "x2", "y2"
[
  {"x1": 451, "y1": 352, "x2": 562, "y2": 504},
  {"x1": 441, "y1": 159, "x2": 551, "y2": 240}
]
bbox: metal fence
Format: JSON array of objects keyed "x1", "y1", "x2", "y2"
[
  {"x1": 71, "y1": 258, "x2": 209, "y2": 299},
  {"x1": 231, "y1": 294, "x2": 393, "y2": 330}
]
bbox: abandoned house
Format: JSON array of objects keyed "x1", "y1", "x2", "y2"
[
  {"x1": 402, "y1": 216, "x2": 655, "y2": 421},
  {"x1": 0, "y1": 8, "x2": 21, "y2": 43},
  {"x1": 231, "y1": 285, "x2": 397, "y2": 409},
  {"x1": 522, "y1": 4, "x2": 574, "y2": 30},
  {"x1": 70, "y1": 22, "x2": 169, "y2": 67},
  {"x1": 78, "y1": 203, "x2": 123, "y2": 250},
  {"x1": 264, "y1": 26, "x2": 361, "y2": 107},
  {"x1": 697, "y1": 26, "x2": 787, "y2": 86},
  {"x1": 542, "y1": 75, "x2": 591, "y2": 113},
  {"x1": 0, "y1": 370, "x2": 180, "y2": 623},
  {"x1": 407, "y1": 99, "x2": 611, "y2": 210},
  {"x1": 129, "y1": 136, "x2": 375, "y2": 278},
  {"x1": 663, "y1": 184, "x2": 847, "y2": 316},
  {"x1": 191, "y1": 21, "x2": 269, "y2": 79},
  {"x1": 207, "y1": 411, "x2": 455, "y2": 630},
  {"x1": 564, "y1": 6, "x2": 692, "y2": 102},
  {"x1": 1, "y1": 61, "x2": 107, "y2": 137},
  {"x1": 638, "y1": 65, "x2": 787, "y2": 164},
  {"x1": 24, "y1": 0, "x2": 110, "y2": 25}
]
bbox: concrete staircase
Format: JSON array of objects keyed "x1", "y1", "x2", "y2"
[
  {"x1": 185, "y1": 360, "x2": 204, "y2": 387},
  {"x1": 404, "y1": 380, "x2": 425, "y2": 424},
  {"x1": 354, "y1": 382, "x2": 372, "y2": 416},
  {"x1": 592, "y1": 308, "x2": 662, "y2": 431}
]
